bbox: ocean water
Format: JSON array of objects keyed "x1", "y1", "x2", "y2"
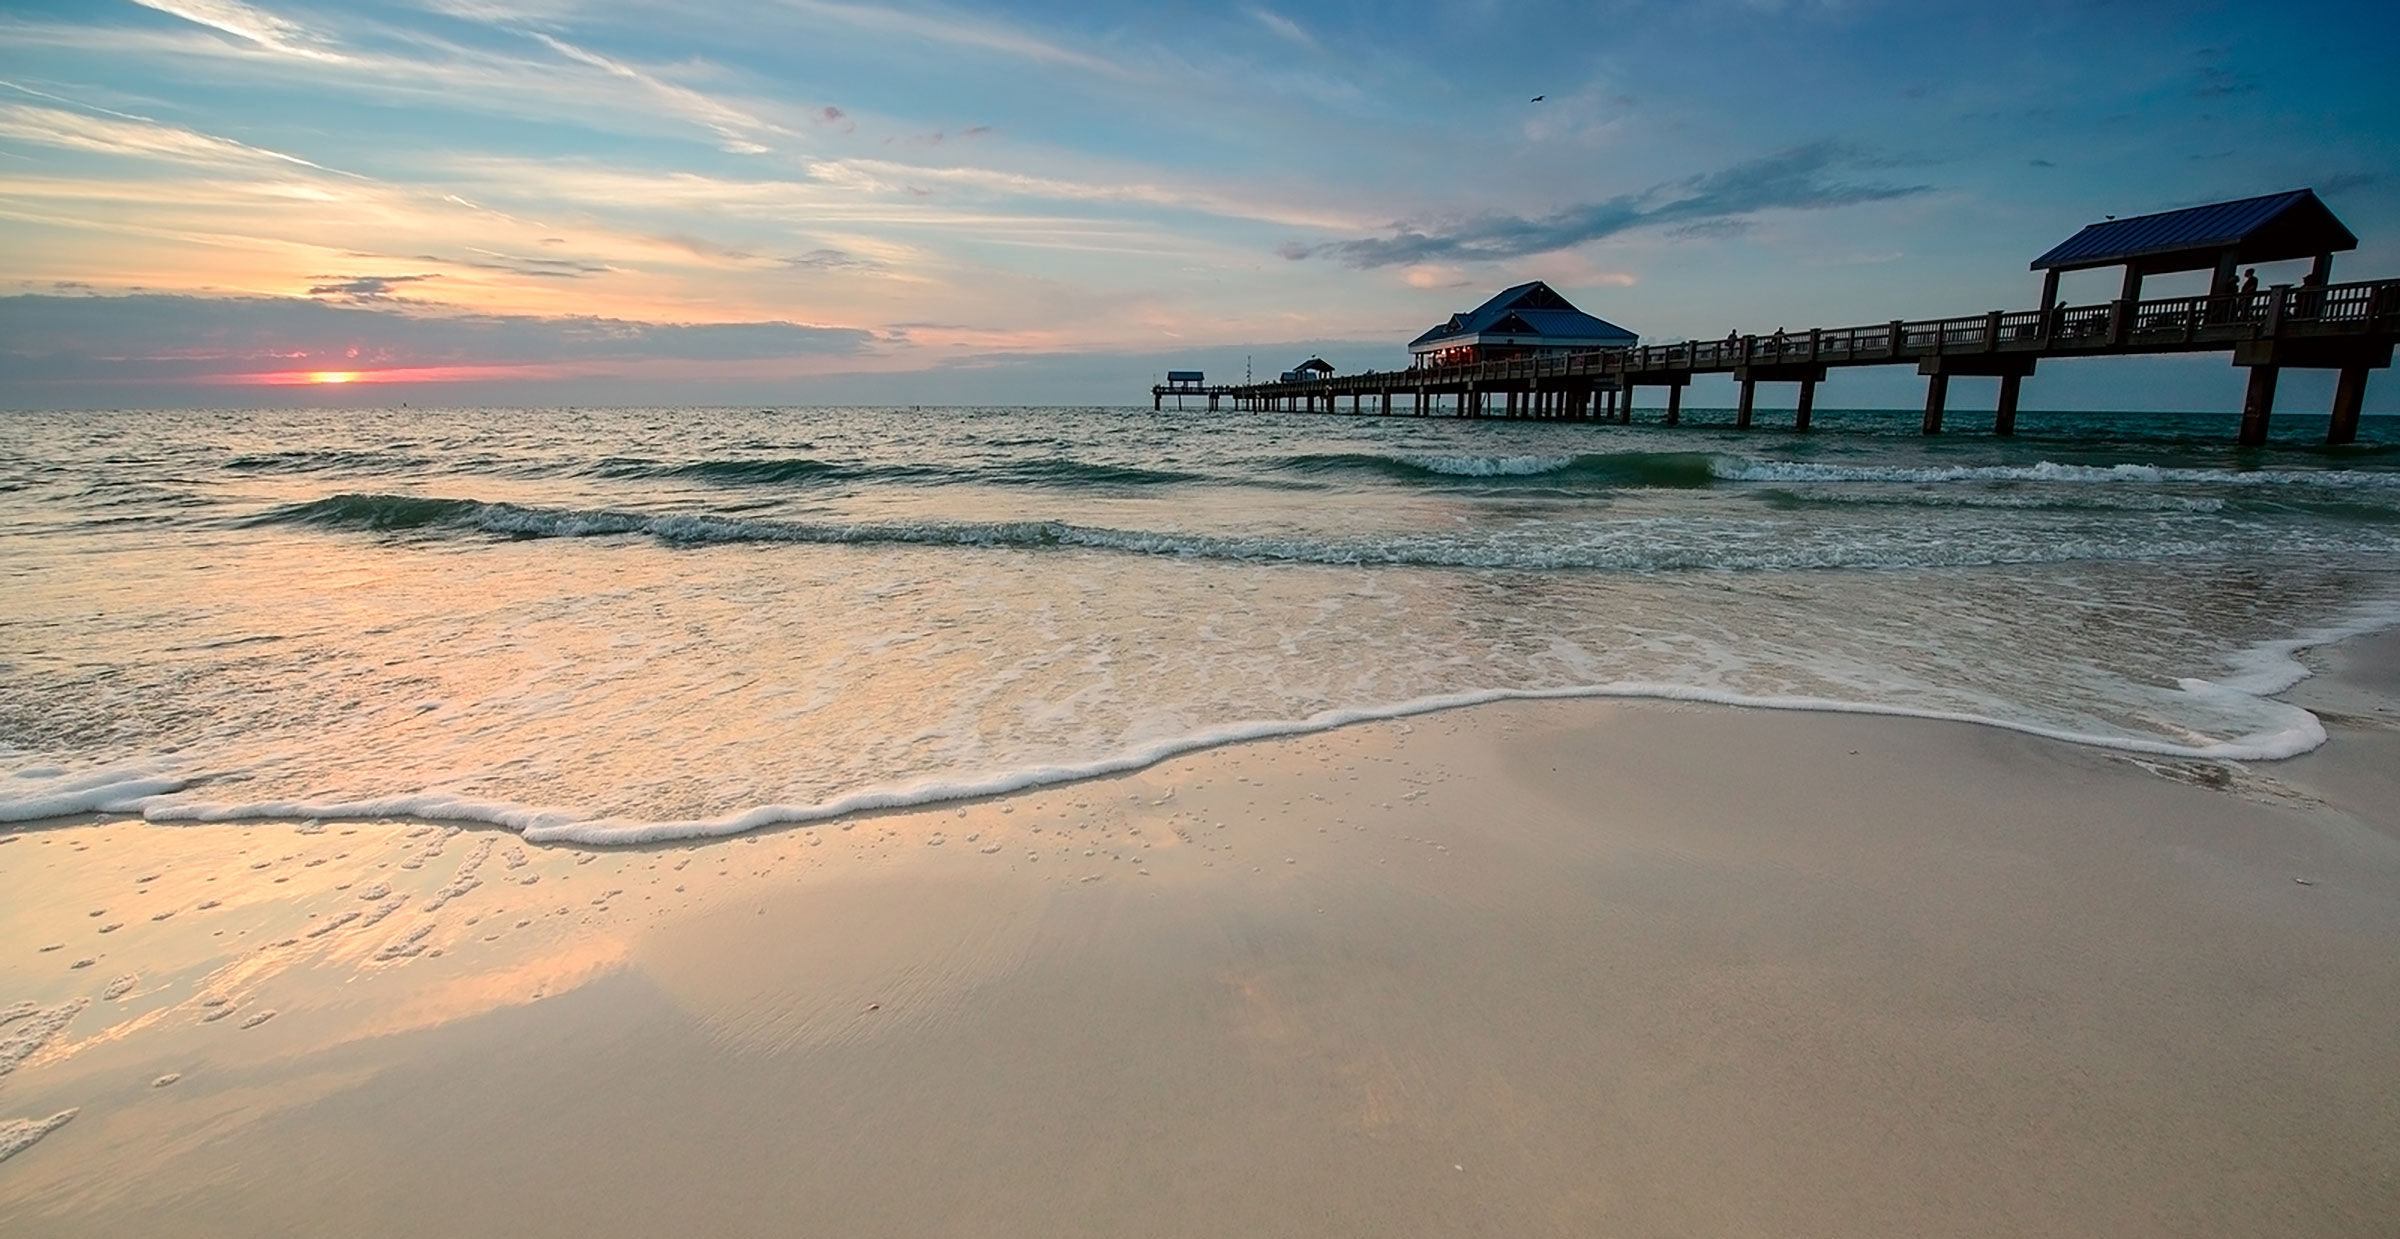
[{"x1": 3, "y1": 403, "x2": 2396, "y2": 843}]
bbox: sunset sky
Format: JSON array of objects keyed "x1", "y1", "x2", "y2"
[{"x1": 3, "y1": 0, "x2": 2395, "y2": 408}]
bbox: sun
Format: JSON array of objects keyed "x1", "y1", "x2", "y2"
[{"x1": 309, "y1": 370, "x2": 361, "y2": 384}]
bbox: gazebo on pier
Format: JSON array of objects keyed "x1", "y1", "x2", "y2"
[
  {"x1": 2030, "y1": 188, "x2": 2357, "y2": 309},
  {"x1": 1409, "y1": 281, "x2": 1637, "y2": 368}
]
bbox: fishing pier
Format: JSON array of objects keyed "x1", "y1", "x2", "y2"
[{"x1": 1154, "y1": 190, "x2": 2397, "y2": 445}]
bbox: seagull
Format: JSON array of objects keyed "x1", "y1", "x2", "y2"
[{"x1": 1530, "y1": 95, "x2": 1545, "y2": 102}]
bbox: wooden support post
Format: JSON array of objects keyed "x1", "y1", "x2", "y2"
[
  {"x1": 2329, "y1": 366, "x2": 2367, "y2": 445},
  {"x1": 1921, "y1": 372, "x2": 1949, "y2": 435},
  {"x1": 1794, "y1": 379, "x2": 1815, "y2": 432},
  {"x1": 1620, "y1": 384, "x2": 1633, "y2": 425},
  {"x1": 1380, "y1": 391, "x2": 1392, "y2": 416},
  {"x1": 1208, "y1": 392, "x2": 1219, "y2": 412},
  {"x1": 1153, "y1": 391, "x2": 1162, "y2": 411},
  {"x1": 1737, "y1": 379, "x2": 1756, "y2": 429},
  {"x1": 2239, "y1": 365, "x2": 2278, "y2": 446},
  {"x1": 1995, "y1": 373, "x2": 2021, "y2": 436},
  {"x1": 1665, "y1": 383, "x2": 1682, "y2": 426}
]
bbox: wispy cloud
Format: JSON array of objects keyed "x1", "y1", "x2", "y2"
[
  {"x1": 772, "y1": 0, "x2": 1129, "y2": 79},
  {"x1": 0, "y1": 102, "x2": 336, "y2": 171},
  {"x1": 124, "y1": 0, "x2": 344, "y2": 60},
  {"x1": 1286, "y1": 142, "x2": 1932, "y2": 267},
  {"x1": 803, "y1": 156, "x2": 1372, "y2": 231},
  {"x1": 525, "y1": 33, "x2": 784, "y2": 154},
  {"x1": 1246, "y1": 7, "x2": 1316, "y2": 49}
]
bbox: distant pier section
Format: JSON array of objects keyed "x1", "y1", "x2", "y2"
[{"x1": 1155, "y1": 190, "x2": 2398, "y2": 445}]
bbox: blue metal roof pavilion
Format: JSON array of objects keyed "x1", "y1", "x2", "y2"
[
  {"x1": 1410, "y1": 281, "x2": 1637, "y2": 365},
  {"x1": 2029, "y1": 189, "x2": 2357, "y2": 306}
]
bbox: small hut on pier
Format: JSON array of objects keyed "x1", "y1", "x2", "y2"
[
  {"x1": 2029, "y1": 188, "x2": 2357, "y2": 308},
  {"x1": 1409, "y1": 281, "x2": 1637, "y2": 368}
]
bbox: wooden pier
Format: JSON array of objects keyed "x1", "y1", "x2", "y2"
[
  {"x1": 1154, "y1": 192, "x2": 2397, "y2": 445},
  {"x1": 1155, "y1": 278, "x2": 2398, "y2": 445}
]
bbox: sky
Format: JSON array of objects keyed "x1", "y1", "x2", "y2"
[{"x1": 2, "y1": 0, "x2": 2396, "y2": 410}]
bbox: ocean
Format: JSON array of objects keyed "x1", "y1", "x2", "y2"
[{"x1": 4, "y1": 403, "x2": 2396, "y2": 843}]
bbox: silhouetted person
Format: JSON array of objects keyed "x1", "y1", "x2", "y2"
[
  {"x1": 2298, "y1": 269, "x2": 2325, "y2": 318},
  {"x1": 2240, "y1": 268, "x2": 2259, "y2": 297}
]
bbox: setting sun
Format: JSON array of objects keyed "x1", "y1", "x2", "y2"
[{"x1": 309, "y1": 371, "x2": 360, "y2": 384}]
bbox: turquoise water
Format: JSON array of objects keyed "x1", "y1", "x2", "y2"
[{"x1": 3, "y1": 405, "x2": 2396, "y2": 841}]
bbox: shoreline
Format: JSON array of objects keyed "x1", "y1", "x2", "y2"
[
  {"x1": 3, "y1": 628, "x2": 2398, "y2": 1233},
  {"x1": 11, "y1": 596, "x2": 2397, "y2": 844}
]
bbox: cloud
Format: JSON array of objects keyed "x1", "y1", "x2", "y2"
[
  {"x1": 781, "y1": 248, "x2": 877, "y2": 270},
  {"x1": 2191, "y1": 66, "x2": 2257, "y2": 98},
  {"x1": 306, "y1": 273, "x2": 440, "y2": 301},
  {"x1": 1247, "y1": 8, "x2": 1316, "y2": 48},
  {"x1": 414, "y1": 247, "x2": 615, "y2": 278},
  {"x1": 0, "y1": 102, "x2": 332, "y2": 171},
  {"x1": 123, "y1": 0, "x2": 342, "y2": 61},
  {"x1": 1286, "y1": 142, "x2": 1931, "y2": 267},
  {"x1": 0, "y1": 293, "x2": 876, "y2": 384},
  {"x1": 771, "y1": 0, "x2": 1129, "y2": 79},
  {"x1": 527, "y1": 33, "x2": 783, "y2": 154}
]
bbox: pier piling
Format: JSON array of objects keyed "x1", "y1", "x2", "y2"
[
  {"x1": 2330, "y1": 365, "x2": 2367, "y2": 444},
  {"x1": 2239, "y1": 365, "x2": 2279, "y2": 447}
]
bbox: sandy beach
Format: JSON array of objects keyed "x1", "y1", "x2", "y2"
[{"x1": 4, "y1": 631, "x2": 2398, "y2": 1236}]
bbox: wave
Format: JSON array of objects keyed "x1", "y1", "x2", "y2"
[
  {"x1": 225, "y1": 449, "x2": 433, "y2": 474},
  {"x1": 594, "y1": 456, "x2": 875, "y2": 485},
  {"x1": 247, "y1": 492, "x2": 2400, "y2": 571},
  {"x1": 1277, "y1": 449, "x2": 2400, "y2": 495},
  {"x1": 590, "y1": 455, "x2": 1213, "y2": 489},
  {"x1": 1285, "y1": 450, "x2": 1720, "y2": 487},
  {"x1": 1711, "y1": 458, "x2": 2400, "y2": 489},
  {"x1": 41, "y1": 638, "x2": 2381, "y2": 843}
]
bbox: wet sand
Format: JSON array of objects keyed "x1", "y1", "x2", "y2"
[{"x1": 3, "y1": 633, "x2": 2397, "y2": 1236}]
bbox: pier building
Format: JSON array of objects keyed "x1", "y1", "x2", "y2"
[{"x1": 1407, "y1": 281, "x2": 1639, "y2": 368}]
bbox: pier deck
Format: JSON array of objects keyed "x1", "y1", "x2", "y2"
[{"x1": 1155, "y1": 278, "x2": 2399, "y2": 445}]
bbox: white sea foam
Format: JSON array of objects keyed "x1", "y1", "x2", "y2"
[
  {"x1": 0, "y1": 763, "x2": 186, "y2": 821},
  {"x1": 1711, "y1": 457, "x2": 2400, "y2": 489},
  {"x1": 0, "y1": 1110, "x2": 77, "y2": 1164},
  {"x1": 1398, "y1": 453, "x2": 1581, "y2": 477},
  {"x1": 251, "y1": 495, "x2": 2400, "y2": 572},
  {"x1": 93, "y1": 602, "x2": 2397, "y2": 845}
]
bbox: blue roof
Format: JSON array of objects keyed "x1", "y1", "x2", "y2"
[
  {"x1": 2030, "y1": 189, "x2": 2356, "y2": 272},
  {"x1": 1409, "y1": 281, "x2": 1637, "y2": 349}
]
